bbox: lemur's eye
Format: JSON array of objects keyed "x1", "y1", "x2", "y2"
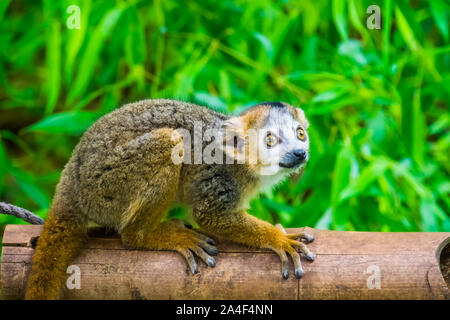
[
  {"x1": 297, "y1": 127, "x2": 306, "y2": 141},
  {"x1": 265, "y1": 133, "x2": 278, "y2": 148}
]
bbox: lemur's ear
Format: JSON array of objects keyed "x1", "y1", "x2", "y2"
[
  {"x1": 221, "y1": 117, "x2": 246, "y2": 157},
  {"x1": 295, "y1": 108, "x2": 309, "y2": 129}
]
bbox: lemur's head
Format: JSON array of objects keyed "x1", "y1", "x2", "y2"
[{"x1": 221, "y1": 101, "x2": 310, "y2": 176}]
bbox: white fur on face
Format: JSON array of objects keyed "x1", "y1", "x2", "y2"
[{"x1": 256, "y1": 107, "x2": 309, "y2": 176}]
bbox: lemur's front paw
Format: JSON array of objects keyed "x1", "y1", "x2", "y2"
[
  {"x1": 172, "y1": 221, "x2": 218, "y2": 274},
  {"x1": 267, "y1": 225, "x2": 315, "y2": 279}
]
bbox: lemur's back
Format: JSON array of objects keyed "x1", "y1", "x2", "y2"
[{"x1": 75, "y1": 99, "x2": 228, "y2": 161}]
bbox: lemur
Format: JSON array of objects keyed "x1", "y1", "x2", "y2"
[{"x1": 25, "y1": 99, "x2": 315, "y2": 299}]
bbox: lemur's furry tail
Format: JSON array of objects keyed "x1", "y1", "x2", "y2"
[{"x1": 25, "y1": 207, "x2": 87, "y2": 300}]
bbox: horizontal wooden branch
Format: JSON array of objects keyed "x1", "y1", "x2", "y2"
[
  {"x1": 1, "y1": 225, "x2": 449, "y2": 300},
  {"x1": 0, "y1": 202, "x2": 44, "y2": 225}
]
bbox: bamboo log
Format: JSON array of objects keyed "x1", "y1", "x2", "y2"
[{"x1": 1, "y1": 224, "x2": 449, "y2": 300}]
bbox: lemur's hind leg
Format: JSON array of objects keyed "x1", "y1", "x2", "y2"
[{"x1": 120, "y1": 128, "x2": 217, "y2": 274}]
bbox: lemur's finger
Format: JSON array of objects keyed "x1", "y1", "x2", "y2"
[
  {"x1": 303, "y1": 232, "x2": 314, "y2": 243},
  {"x1": 191, "y1": 246, "x2": 216, "y2": 268},
  {"x1": 179, "y1": 249, "x2": 198, "y2": 274},
  {"x1": 291, "y1": 240, "x2": 315, "y2": 261},
  {"x1": 287, "y1": 231, "x2": 314, "y2": 243},
  {"x1": 198, "y1": 241, "x2": 218, "y2": 256},
  {"x1": 277, "y1": 224, "x2": 313, "y2": 242},
  {"x1": 193, "y1": 230, "x2": 216, "y2": 246},
  {"x1": 273, "y1": 249, "x2": 289, "y2": 279},
  {"x1": 286, "y1": 248, "x2": 303, "y2": 278}
]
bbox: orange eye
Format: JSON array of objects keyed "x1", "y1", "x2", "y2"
[
  {"x1": 297, "y1": 127, "x2": 306, "y2": 141},
  {"x1": 265, "y1": 133, "x2": 278, "y2": 147}
]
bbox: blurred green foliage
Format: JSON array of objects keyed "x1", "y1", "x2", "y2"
[{"x1": 0, "y1": 0, "x2": 448, "y2": 232}]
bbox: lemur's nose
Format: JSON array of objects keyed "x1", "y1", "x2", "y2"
[{"x1": 293, "y1": 149, "x2": 306, "y2": 161}]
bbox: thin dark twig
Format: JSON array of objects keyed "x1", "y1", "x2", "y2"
[{"x1": 0, "y1": 202, "x2": 45, "y2": 225}]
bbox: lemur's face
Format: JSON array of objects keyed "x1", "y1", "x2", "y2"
[
  {"x1": 256, "y1": 106, "x2": 309, "y2": 175},
  {"x1": 221, "y1": 102, "x2": 310, "y2": 176}
]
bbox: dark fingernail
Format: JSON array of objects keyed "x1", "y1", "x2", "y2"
[
  {"x1": 282, "y1": 270, "x2": 289, "y2": 280},
  {"x1": 207, "y1": 257, "x2": 216, "y2": 267},
  {"x1": 295, "y1": 269, "x2": 304, "y2": 278},
  {"x1": 207, "y1": 238, "x2": 216, "y2": 245},
  {"x1": 208, "y1": 247, "x2": 218, "y2": 256},
  {"x1": 184, "y1": 223, "x2": 193, "y2": 229},
  {"x1": 306, "y1": 252, "x2": 315, "y2": 261}
]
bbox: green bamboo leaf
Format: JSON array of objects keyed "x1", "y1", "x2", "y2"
[
  {"x1": 12, "y1": 169, "x2": 50, "y2": 209},
  {"x1": 174, "y1": 48, "x2": 212, "y2": 97},
  {"x1": 382, "y1": 0, "x2": 393, "y2": 70},
  {"x1": 395, "y1": 3, "x2": 440, "y2": 80},
  {"x1": 339, "y1": 159, "x2": 391, "y2": 203},
  {"x1": 253, "y1": 32, "x2": 274, "y2": 62},
  {"x1": 331, "y1": 146, "x2": 355, "y2": 230},
  {"x1": 312, "y1": 91, "x2": 339, "y2": 104},
  {"x1": 194, "y1": 92, "x2": 227, "y2": 112},
  {"x1": 219, "y1": 70, "x2": 231, "y2": 101},
  {"x1": 332, "y1": 203, "x2": 352, "y2": 230},
  {"x1": 348, "y1": 0, "x2": 372, "y2": 46},
  {"x1": 392, "y1": 162, "x2": 427, "y2": 197},
  {"x1": 437, "y1": 182, "x2": 450, "y2": 197},
  {"x1": 443, "y1": 217, "x2": 450, "y2": 232},
  {"x1": 395, "y1": 5, "x2": 420, "y2": 52},
  {"x1": 395, "y1": 0, "x2": 424, "y2": 42},
  {"x1": 260, "y1": 198, "x2": 296, "y2": 215},
  {"x1": 309, "y1": 97, "x2": 357, "y2": 115},
  {"x1": 312, "y1": 87, "x2": 344, "y2": 103},
  {"x1": 271, "y1": 8, "x2": 300, "y2": 59},
  {"x1": 420, "y1": 197, "x2": 439, "y2": 232},
  {"x1": 249, "y1": 199, "x2": 275, "y2": 225},
  {"x1": 65, "y1": 0, "x2": 91, "y2": 84},
  {"x1": 411, "y1": 77, "x2": 426, "y2": 166},
  {"x1": 26, "y1": 111, "x2": 100, "y2": 135},
  {"x1": 338, "y1": 39, "x2": 368, "y2": 65},
  {"x1": 332, "y1": 0, "x2": 348, "y2": 40},
  {"x1": 68, "y1": 6, "x2": 125, "y2": 103},
  {"x1": 430, "y1": 1, "x2": 449, "y2": 42},
  {"x1": 45, "y1": 19, "x2": 61, "y2": 114},
  {"x1": 315, "y1": 207, "x2": 333, "y2": 230},
  {"x1": 330, "y1": 145, "x2": 353, "y2": 205},
  {"x1": 125, "y1": 6, "x2": 147, "y2": 67},
  {"x1": 430, "y1": 113, "x2": 449, "y2": 135},
  {"x1": 0, "y1": 0, "x2": 11, "y2": 20}
]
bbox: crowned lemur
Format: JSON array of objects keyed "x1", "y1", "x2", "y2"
[{"x1": 26, "y1": 99, "x2": 315, "y2": 299}]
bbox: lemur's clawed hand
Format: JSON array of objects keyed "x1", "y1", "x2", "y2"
[
  {"x1": 121, "y1": 219, "x2": 218, "y2": 275},
  {"x1": 171, "y1": 221, "x2": 218, "y2": 274},
  {"x1": 268, "y1": 225, "x2": 315, "y2": 279}
]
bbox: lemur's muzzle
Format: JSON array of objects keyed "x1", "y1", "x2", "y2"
[{"x1": 279, "y1": 149, "x2": 307, "y2": 168}]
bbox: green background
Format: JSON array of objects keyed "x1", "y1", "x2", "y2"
[{"x1": 0, "y1": 0, "x2": 449, "y2": 233}]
